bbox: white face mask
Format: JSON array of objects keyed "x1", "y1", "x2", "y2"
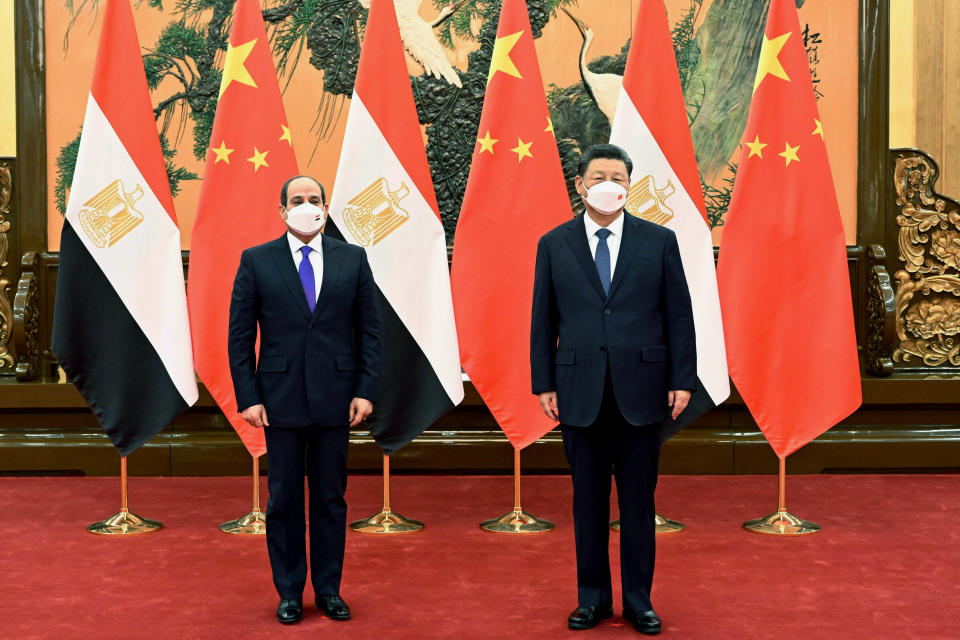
[
  {"x1": 285, "y1": 202, "x2": 326, "y2": 235},
  {"x1": 583, "y1": 181, "x2": 628, "y2": 215}
]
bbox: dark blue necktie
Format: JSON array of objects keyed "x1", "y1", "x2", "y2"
[
  {"x1": 298, "y1": 246, "x2": 316, "y2": 313},
  {"x1": 595, "y1": 227, "x2": 612, "y2": 296}
]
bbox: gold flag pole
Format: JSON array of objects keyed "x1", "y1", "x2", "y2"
[
  {"x1": 87, "y1": 456, "x2": 163, "y2": 535},
  {"x1": 481, "y1": 447, "x2": 554, "y2": 533},
  {"x1": 743, "y1": 456, "x2": 821, "y2": 535},
  {"x1": 610, "y1": 513, "x2": 686, "y2": 534},
  {"x1": 350, "y1": 454, "x2": 424, "y2": 534},
  {"x1": 220, "y1": 454, "x2": 267, "y2": 534}
]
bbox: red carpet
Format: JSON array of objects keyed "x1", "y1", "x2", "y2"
[{"x1": 1, "y1": 474, "x2": 958, "y2": 639}]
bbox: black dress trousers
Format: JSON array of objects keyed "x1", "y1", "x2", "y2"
[
  {"x1": 263, "y1": 425, "x2": 350, "y2": 599},
  {"x1": 561, "y1": 371, "x2": 662, "y2": 613}
]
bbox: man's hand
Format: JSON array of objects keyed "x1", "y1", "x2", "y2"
[
  {"x1": 349, "y1": 398, "x2": 373, "y2": 427},
  {"x1": 241, "y1": 404, "x2": 269, "y2": 428},
  {"x1": 538, "y1": 391, "x2": 560, "y2": 422},
  {"x1": 668, "y1": 390, "x2": 691, "y2": 420}
]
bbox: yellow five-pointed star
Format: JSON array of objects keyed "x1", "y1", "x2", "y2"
[
  {"x1": 544, "y1": 117, "x2": 555, "y2": 135},
  {"x1": 279, "y1": 124, "x2": 293, "y2": 146},
  {"x1": 488, "y1": 31, "x2": 524, "y2": 82},
  {"x1": 778, "y1": 141, "x2": 800, "y2": 167},
  {"x1": 753, "y1": 31, "x2": 792, "y2": 92},
  {"x1": 511, "y1": 138, "x2": 533, "y2": 163},
  {"x1": 477, "y1": 130, "x2": 498, "y2": 154},
  {"x1": 744, "y1": 134, "x2": 767, "y2": 159},
  {"x1": 247, "y1": 147, "x2": 269, "y2": 172},
  {"x1": 219, "y1": 38, "x2": 259, "y2": 98},
  {"x1": 210, "y1": 140, "x2": 234, "y2": 164},
  {"x1": 811, "y1": 119, "x2": 824, "y2": 139}
]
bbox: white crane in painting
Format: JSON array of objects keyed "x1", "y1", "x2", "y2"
[
  {"x1": 562, "y1": 8, "x2": 623, "y2": 123},
  {"x1": 359, "y1": 0, "x2": 463, "y2": 87}
]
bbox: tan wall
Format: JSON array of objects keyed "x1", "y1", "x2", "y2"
[
  {"x1": 0, "y1": 0, "x2": 15, "y2": 157},
  {"x1": 890, "y1": 0, "x2": 960, "y2": 197},
  {"x1": 889, "y1": 0, "x2": 916, "y2": 148}
]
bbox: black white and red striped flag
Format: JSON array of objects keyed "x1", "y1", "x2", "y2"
[{"x1": 52, "y1": 0, "x2": 198, "y2": 455}]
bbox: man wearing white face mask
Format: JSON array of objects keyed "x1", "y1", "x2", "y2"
[
  {"x1": 228, "y1": 175, "x2": 382, "y2": 625},
  {"x1": 531, "y1": 145, "x2": 696, "y2": 634}
]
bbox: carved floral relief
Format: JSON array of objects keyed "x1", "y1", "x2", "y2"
[
  {"x1": 0, "y1": 162, "x2": 14, "y2": 370},
  {"x1": 892, "y1": 151, "x2": 960, "y2": 368}
]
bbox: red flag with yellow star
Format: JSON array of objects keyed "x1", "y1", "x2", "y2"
[
  {"x1": 716, "y1": 0, "x2": 861, "y2": 459},
  {"x1": 450, "y1": 0, "x2": 573, "y2": 450},
  {"x1": 187, "y1": 0, "x2": 297, "y2": 457}
]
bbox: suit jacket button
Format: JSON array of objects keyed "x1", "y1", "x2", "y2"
[{"x1": 603, "y1": 309, "x2": 611, "y2": 316}]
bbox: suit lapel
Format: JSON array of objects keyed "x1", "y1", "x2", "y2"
[
  {"x1": 565, "y1": 216, "x2": 606, "y2": 300},
  {"x1": 606, "y1": 214, "x2": 644, "y2": 302},
  {"x1": 312, "y1": 234, "x2": 341, "y2": 321},
  {"x1": 268, "y1": 234, "x2": 312, "y2": 321}
]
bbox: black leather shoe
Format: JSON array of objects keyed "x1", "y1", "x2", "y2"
[
  {"x1": 276, "y1": 598, "x2": 303, "y2": 624},
  {"x1": 315, "y1": 594, "x2": 351, "y2": 620},
  {"x1": 623, "y1": 609, "x2": 662, "y2": 634},
  {"x1": 567, "y1": 605, "x2": 614, "y2": 630}
]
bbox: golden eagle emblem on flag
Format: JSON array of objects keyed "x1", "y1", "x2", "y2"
[
  {"x1": 78, "y1": 179, "x2": 145, "y2": 248},
  {"x1": 342, "y1": 177, "x2": 410, "y2": 247},
  {"x1": 626, "y1": 175, "x2": 675, "y2": 226}
]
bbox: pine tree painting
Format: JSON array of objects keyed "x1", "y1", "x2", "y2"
[{"x1": 55, "y1": 0, "x2": 808, "y2": 237}]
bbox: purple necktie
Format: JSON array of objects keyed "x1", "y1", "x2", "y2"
[{"x1": 298, "y1": 246, "x2": 316, "y2": 313}]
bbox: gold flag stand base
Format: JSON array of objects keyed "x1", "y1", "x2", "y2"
[
  {"x1": 654, "y1": 514, "x2": 686, "y2": 533},
  {"x1": 350, "y1": 508, "x2": 424, "y2": 534},
  {"x1": 743, "y1": 509, "x2": 821, "y2": 536},
  {"x1": 481, "y1": 507, "x2": 554, "y2": 533},
  {"x1": 350, "y1": 455, "x2": 424, "y2": 534},
  {"x1": 87, "y1": 457, "x2": 162, "y2": 535},
  {"x1": 480, "y1": 448, "x2": 554, "y2": 534},
  {"x1": 743, "y1": 457, "x2": 821, "y2": 536},
  {"x1": 610, "y1": 514, "x2": 686, "y2": 534},
  {"x1": 221, "y1": 455, "x2": 266, "y2": 535},
  {"x1": 219, "y1": 509, "x2": 266, "y2": 535},
  {"x1": 87, "y1": 509, "x2": 163, "y2": 535}
]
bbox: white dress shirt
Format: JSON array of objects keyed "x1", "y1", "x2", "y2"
[
  {"x1": 583, "y1": 211, "x2": 625, "y2": 277},
  {"x1": 287, "y1": 232, "x2": 324, "y2": 303}
]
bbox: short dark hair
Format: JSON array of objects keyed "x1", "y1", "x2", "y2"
[
  {"x1": 577, "y1": 144, "x2": 633, "y2": 177},
  {"x1": 280, "y1": 175, "x2": 326, "y2": 206}
]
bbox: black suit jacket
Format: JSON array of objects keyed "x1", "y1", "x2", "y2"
[
  {"x1": 228, "y1": 233, "x2": 383, "y2": 427},
  {"x1": 530, "y1": 214, "x2": 697, "y2": 427}
]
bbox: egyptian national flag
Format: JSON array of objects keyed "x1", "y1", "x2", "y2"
[
  {"x1": 329, "y1": 0, "x2": 463, "y2": 454},
  {"x1": 451, "y1": 0, "x2": 573, "y2": 450},
  {"x1": 717, "y1": 0, "x2": 861, "y2": 458},
  {"x1": 51, "y1": 0, "x2": 198, "y2": 456},
  {"x1": 188, "y1": 0, "x2": 298, "y2": 458},
  {"x1": 609, "y1": 0, "x2": 730, "y2": 438}
]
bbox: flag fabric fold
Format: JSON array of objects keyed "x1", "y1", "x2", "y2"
[
  {"x1": 717, "y1": 0, "x2": 861, "y2": 459},
  {"x1": 328, "y1": 0, "x2": 463, "y2": 454},
  {"x1": 609, "y1": 0, "x2": 730, "y2": 438},
  {"x1": 187, "y1": 0, "x2": 298, "y2": 458},
  {"x1": 52, "y1": 0, "x2": 198, "y2": 456},
  {"x1": 451, "y1": 0, "x2": 573, "y2": 450}
]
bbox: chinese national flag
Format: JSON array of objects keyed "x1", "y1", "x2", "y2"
[
  {"x1": 716, "y1": 0, "x2": 861, "y2": 459},
  {"x1": 450, "y1": 0, "x2": 573, "y2": 450},
  {"x1": 187, "y1": 0, "x2": 297, "y2": 457}
]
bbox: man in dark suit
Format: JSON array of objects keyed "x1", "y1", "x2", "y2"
[
  {"x1": 228, "y1": 175, "x2": 382, "y2": 625},
  {"x1": 531, "y1": 144, "x2": 696, "y2": 634}
]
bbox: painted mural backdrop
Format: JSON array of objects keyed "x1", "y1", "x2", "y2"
[{"x1": 47, "y1": 0, "x2": 857, "y2": 249}]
